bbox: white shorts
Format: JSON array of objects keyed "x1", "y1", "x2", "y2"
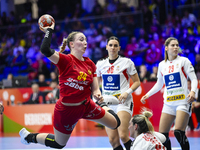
[
  {"x1": 108, "y1": 95, "x2": 133, "y2": 116},
  {"x1": 162, "y1": 103, "x2": 192, "y2": 116}
]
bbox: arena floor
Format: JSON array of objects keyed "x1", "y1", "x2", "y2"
[{"x1": 0, "y1": 128, "x2": 200, "y2": 150}]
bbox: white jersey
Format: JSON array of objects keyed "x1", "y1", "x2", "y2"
[
  {"x1": 158, "y1": 56, "x2": 195, "y2": 106},
  {"x1": 96, "y1": 56, "x2": 137, "y2": 97},
  {"x1": 131, "y1": 133, "x2": 166, "y2": 150}
]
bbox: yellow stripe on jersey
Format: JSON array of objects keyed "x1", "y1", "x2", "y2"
[{"x1": 167, "y1": 94, "x2": 185, "y2": 102}]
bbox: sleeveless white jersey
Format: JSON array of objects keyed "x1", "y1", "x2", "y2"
[
  {"x1": 158, "y1": 56, "x2": 195, "y2": 106},
  {"x1": 131, "y1": 133, "x2": 166, "y2": 150},
  {"x1": 96, "y1": 56, "x2": 137, "y2": 97}
]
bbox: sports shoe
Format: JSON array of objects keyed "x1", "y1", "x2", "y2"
[{"x1": 19, "y1": 128, "x2": 30, "y2": 145}]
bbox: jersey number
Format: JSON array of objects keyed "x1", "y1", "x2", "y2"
[
  {"x1": 107, "y1": 66, "x2": 114, "y2": 73},
  {"x1": 77, "y1": 72, "x2": 87, "y2": 81},
  {"x1": 168, "y1": 65, "x2": 174, "y2": 73}
]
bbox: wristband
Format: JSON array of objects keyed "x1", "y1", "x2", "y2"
[{"x1": 126, "y1": 88, "x2": 133, "y2": 95}]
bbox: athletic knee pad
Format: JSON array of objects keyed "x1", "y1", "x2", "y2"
[
  {"x1": 162, "y1": 132, "x2": 169, "y2": 143},
  {"x1": 174, "y1": 130, "x2": 189, "y2": 150},
  {"x1": 174, "y1": 130, "x2": 188, "y2": 144},
  {"x1": 162, "y1": 132, "x2": 171, "y2": 150},
  {"x1": 96, "y1": 101, "x2": 107, "y2": 108},
  {"x1": 45, "y1": 134, "x2": 65, "y2": 149},
  {"x1": 108, "y1": 109, "x2": 121, "y2": 129}
]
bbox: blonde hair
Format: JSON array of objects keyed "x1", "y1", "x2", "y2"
[
  {"x1": 132, "y1": 111, "x2": 154, "y2": 134},
  {"x1": 164, "y1": 37, "x2": 178, "y2": 62},
  {"x1": 59, "y1": 31, "x2": 81, "y2": 53}
]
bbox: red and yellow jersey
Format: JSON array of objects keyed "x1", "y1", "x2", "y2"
[{"x1": 55, "y1": 53, "x2": 96, "y2": 103}]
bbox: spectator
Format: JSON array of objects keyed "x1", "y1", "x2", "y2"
[
  {"x1": 13, "y1": 40, "x2": 25, "y2": 57},
  {"x1": 23, "y1": 83, "x2": 46, "y2": 104},
  {"x1": 148, "y1": 33, "x2": 163, "y2": 51},
  {"x1": 46, "y1": 81, "x2": 60, "y2": 104},
  {"x1": 7, "y1": 73, "x2": 14, "y2": 80},
  {"x1": 124, "y1": 36, "x2": 138, "y2": 58},
  {"x1": 132, "y1": 38, "x2": 149, "y2": 66},
  {"x1": 5, "y1": 50, "x2": 14, "y2": 67},
  {"x1": 149, "y1": 66, "x2": 158, "y2": 82},
  {"x1": 89, "y1": 42, "x2": 103, "y2": 63},
  {"x1": 91, "y1": 1, "x2": 103, "y2": 16},
  {"x1": 50, "y1": 71, "x2": 58, "y2": 83},
  {"x1": 26, "y1": 42, "x2": 40, "y2": 62},
  {"x1": 11, "y1": 50, "x2": 25, "y2": 67},
  {"x1": 138, "y1": 64, "x2": 150, "y2": 82},
  {"x1": 141, "y1": 4, "x2": 153, "y2": 31},
  {"x1": 181, "y1": 10, "x2": 197, "y2": 28},
  {"x1": 106, "y1": 0, "x2": 118, "y2": 14},
  {"x1": 145, "y1": 43, "x2": 162, "y2": 65},
  {"x1": 37, "y1": 74, "x2": 49, "y2": 87}
]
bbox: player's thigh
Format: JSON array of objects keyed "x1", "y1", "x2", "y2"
[
  {"x1": 117, "y1": 111, "x2": 131, "y2": 136},
  {"x1": 175, "y1": 110, "x2": 190, "y2": 130},
  {"x1": 159, "y1": 113, "x2": 175, "y2": 133},
  {"x1": 90, "y1": 110, "x2": 117, "y2": 129},
  {"x1": 54, "y1": 127, "x2": 71, "y2": 145}
]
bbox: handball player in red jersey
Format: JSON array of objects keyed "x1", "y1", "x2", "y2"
[{"x1": 19, "y1": 22, "x2": 120, "y2": 149}]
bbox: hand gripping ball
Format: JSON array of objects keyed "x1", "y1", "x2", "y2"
[{"x1": 38, "y1": 14, "x2": 55, "y2": 31}]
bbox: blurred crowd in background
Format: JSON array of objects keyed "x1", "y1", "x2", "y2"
[{"x1": 0, "y1": 0, "x2": 200, "y2": 88}]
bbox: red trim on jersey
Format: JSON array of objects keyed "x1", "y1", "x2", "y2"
[
  {"x1": 122, "y1": 69, "x2": 129, "y2": 81},
  {"x1": 181, "y1": 66, "x2": 187, "y2": 79},
  {"x1": 93, "y1": 74, "x2": 97, "y2": 77},
  {"x1": 161, "y1": 71, "x2": 163, "y2": 76}
]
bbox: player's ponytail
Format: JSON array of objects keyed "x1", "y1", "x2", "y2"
[
  {"x1": 132, "y1": 111, "x2": 154, "y2": 134},
  {"x1": 59, "y1": 38, "x2": 67, "y2": 53}
]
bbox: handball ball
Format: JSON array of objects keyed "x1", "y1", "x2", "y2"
[{"x1": 38, "y1": 14, "x2": 55, "y2": 30}]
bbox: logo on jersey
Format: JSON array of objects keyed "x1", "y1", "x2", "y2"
[
  {"x1": 116, "y1": 66, "x2": 120, "y2": 71},
  {"x1": 164, "y1": 72, "x2": 182, "y2": 90},
  {"x1": 103, "y1": 74, "x2": 120, "y2": 90},
  {"x1": 167, "y1": 88, "x2": 184, "y2": 95},
  {"x1": 88, "y1": 70, "x2": 92, "y2": 75},
  {"x1": 167, "y1": 94, "x2": 185, "y2": 102},
  {"x1": 64, "y1": 123, "x2": 76, "y2": 131},
  {"x1": 107, "y1": 76, "x2": 113, "y2": 82}
]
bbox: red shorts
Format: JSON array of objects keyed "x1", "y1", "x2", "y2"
[{"x1": 53, "y1": 98, "x2": 105, "y2": 134}]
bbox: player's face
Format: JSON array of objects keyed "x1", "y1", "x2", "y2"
[
  {"x1": 72, "y1": 33, "x2": 87, "y2": 53},
  {"x1": 128, "y1": 119, "x2": 135, "y2": 138},
  {"x1": 166, "y1": 40, "x2": 179, "y2": 58},
  {"x1": 106, "y1": 39, "x2": 120, "y2": 58}
]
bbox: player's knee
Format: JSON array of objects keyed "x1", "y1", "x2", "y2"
[
  {"x1": 45, "y1": 134, "x2": 65, "y2": 149},
  {"x1": 108, "y1": 109, "x2": 121, "y2": 129},
  {"x1": 119, "y1": 133, "x2": 128, "y2": 142},
  {"x1": 174, "y1": 130, "x2": 187, "y2": 143}
]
